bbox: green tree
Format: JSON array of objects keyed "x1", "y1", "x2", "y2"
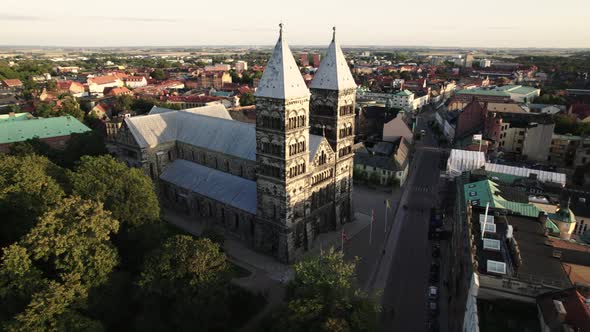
[
  {"x1": 150, "y1": 69, "x2": 166, "y2": 80},
  {"x1": 113, "y1": 94, "x2": 134, "y2": 115},
  {"x1": 59, "y1": 131, "x2": 107, "y2": 168},
  {"x1": 58, "y1": 95, "x2": 84, "y2": 121},
  {"x1": 68, "y1": 155, "x2": 160, "y2": 227},
  {"x1": 8, "y1": 138, "x2": 54, "y2": 159},
  {"x1": 35, "y1": 102, "x2": 55, "y2": 118},
  {"x1": 22, "y1": 79, "x2": 38, "y2": 101},
  {"x1": 4, "y1": 104, "x2": 22, "y2": 114},
  {"x1": 22, "y1": 196, "x2": 119, "y2": 287},
  {"x1": 46, "y1": 80, "x2": 57, "y2": 92},
  {"x1": 136, "y1": 236, "x2": 230, "y2": 331},
  {"x1": 239, "y1": 92, "x2": 255, "y2": 106},
  {"x1": 266, "y1": 249, "x2": 380, "y2": 332},
  {"x1": 0, "y1": 197, "x2": 118, "y2": 331},
  {"x1": 0, "y1": 155, "x2": 65, "y2": 247}
]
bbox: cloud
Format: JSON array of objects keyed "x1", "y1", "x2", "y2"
[
  {"x1": 83, "y1": 16, "x2": 177, "y2": 23},
  {"x1": 0, "y1": 14, "x2": 176, "y2": 23},
  {"x1": 486, "y1": 26, "x2": 515, "y2": 30},
  {"x1": 0, "y1": 14, "x2": 44, "y2": 21}
]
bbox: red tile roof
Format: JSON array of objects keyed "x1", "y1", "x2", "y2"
[
  {"x1": 106, "y1": 87, "x2": 131, "y2": 96},
  {"x1": 88, "y1": 75, "x2": 119, "y2": 85},
  {"x1": 2, "y1": 79, "x2": 23, "y2": 87}
]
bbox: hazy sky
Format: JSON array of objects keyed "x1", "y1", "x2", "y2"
[{"x1": 1, "y1": 0, "x2": 589, "y2": 48}]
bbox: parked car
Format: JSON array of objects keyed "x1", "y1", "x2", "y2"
[
  {"x1": 428, "y1": 301, "x2": 439, "y2": 316},
  {"x1": 432, "y1": 247, "x2": 440, "y2": 258},
  {"x1": 429, "y1": 271, "x2": 439, "y2": 283},
  {"x1": 428, "y1": 286, "x2": 439, "y2": 300},
  {"x1": 430, "y1": 262, "x2": 440, "y2": 272}
]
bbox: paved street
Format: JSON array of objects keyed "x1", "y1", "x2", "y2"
[
  {"x1": 379, "y1": 148, "x2": 442, "y2": 331},
  {"x1": 372, "y1": 109, "x2": 447, "y2": 332}
]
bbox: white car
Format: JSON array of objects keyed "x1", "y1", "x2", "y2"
[{"x1": 428, "y1": 286, "x2": 439, "y2": 299}]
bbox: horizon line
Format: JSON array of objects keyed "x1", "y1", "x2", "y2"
[{"x1": 1, "y1": 44, "x2": 589, "y2": 51}]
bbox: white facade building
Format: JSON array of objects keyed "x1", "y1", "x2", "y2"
[{"x1": 235, "y1": 60, "x2": 248, "y2": 72}]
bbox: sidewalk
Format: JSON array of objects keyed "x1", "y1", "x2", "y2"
[{"x1": 162, "y1": 208, "x2": 373, "y2": 281}]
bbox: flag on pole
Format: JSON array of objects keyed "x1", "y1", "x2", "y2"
[{"x1": 341, "y1": 230, "x2": 348, "y2": 242}]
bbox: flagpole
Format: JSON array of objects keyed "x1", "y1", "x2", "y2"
[
  {"x1": 384, "y1": 200, "x2": 388, "y2": 233},
  {"x1": 341, "y1": 230, "x2": 344, "y2": 253},
  {"x1": 370, "y1": 209, "x2": 374, "y2": 245}
]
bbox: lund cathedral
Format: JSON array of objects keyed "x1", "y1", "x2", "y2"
[{"x1": 116, "y1": 25, "x2": 357, "y2": 263}]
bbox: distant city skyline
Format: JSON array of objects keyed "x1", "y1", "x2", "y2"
[{"x1": 2, "y1": 0, "x2": 589, "y2": 48}]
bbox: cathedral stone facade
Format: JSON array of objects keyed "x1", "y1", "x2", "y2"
[{"x1": 115, "y1": 26, "x2": 356, "y2": 263}]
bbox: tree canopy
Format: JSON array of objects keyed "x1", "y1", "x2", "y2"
[
  {"x1": 136, "y1": 236, "x2": 231, "y2": 331},
  {"x1": 0, "y1": 154, "x2": 64, "y2": 247},
  {"x1": 68, "y1": 155, "x2": 160, "y2": 228},
  {"x1": 0, "y1": 196, "x2": 119, "y2": 331},
  {"x1": 265, "y1": 249, "x2": 380, "y2": 332},
  {"x1": 239, "y1": 92, "x2": 255, "y2": 106}
]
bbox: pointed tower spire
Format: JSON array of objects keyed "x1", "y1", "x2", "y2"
[
  {"x1": 310, "y1": 27, "x2": 357, "y2": 91},
  {"x1": 254, "y1": 24, "x2": 309, "y2": 99}
]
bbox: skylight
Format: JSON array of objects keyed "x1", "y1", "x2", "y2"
[
  {"x1": 480, "y1": 222, "x2": 496, "y2": 233},
  {"x1": 479, "y1": 215, "x2": 494, "y2": 224},
  {"x1": 487, "y1": 260, "x2": 506, "y2": 274},
  {"x1": 483, "y1": 238, "x2": 501, "y2": 251}
]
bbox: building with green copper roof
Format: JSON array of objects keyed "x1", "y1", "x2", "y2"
[
  {"x1": 464, "y1": 179, "x2": 560, "y2": 234},
  {"x1": 0, "y1": 115, "x2": 90, "y2": 152},
  {"x1": 0, "y1": 112, "x2": 32, "y2": 123}
]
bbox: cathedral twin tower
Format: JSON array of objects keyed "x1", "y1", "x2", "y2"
[{"x1": 253, "y1": 25, "x2": 357, "y2": 263}]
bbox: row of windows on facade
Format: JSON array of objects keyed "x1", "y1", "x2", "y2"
[
  {"x1": 313, "y1": 105, "x2": 354, "y2": 117},
  {"x1": 339, "y1": 126, "x2": 353, "y2": 138},
  {"x1": 312, "y1": 168, "x2": 333, "y2": 186},
  {"x1": 258, "y1": 163, "x2": 307, "y2": 179},
  {"x1": 317, "y1": 150, "x2": 327, "y2": 165},
  {"x1": 175, "y1": 148, "x2": 247, "y2": 177},
  {"x1": 339, "y1": 105, "x2": 354, "y2": 116},
  {"x1": 338, "y1": 145, "x2": 353, "y2": 157},
  {"x1": 289, "y1": 141, "x2": 306, "y2": 156},
  {"x1": 289, "y1": 163, "x2": 306, "y2": 178},
  {"x1": 260, "y1": 142, "x2": 282, "y2": 155},
  {"x1": 166, "y1": 184, "x2": 255, "y2": 236},
  {"x1": 259, "y1": 115, "x2": 306, "y2": 131}
]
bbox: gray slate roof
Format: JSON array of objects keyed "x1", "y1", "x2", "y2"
[
  {"x1": 254, "y1": 26, "x2": 310, "y2": 99},
  {"x1": 160, "y1": 160, "x2": 257, "y2": 214},
  {"x1": 125, "y1": 110, "x2": 257, "y2": 160},
  {"x1": 310, "y1": 29, "x2": 357, "y2": 91},
  {"x1": 126, "y1": 109, "x2": 328, "y2": 162},
  {"x1": 148, "y1": 104, "x2": 232, "y2": 120}
]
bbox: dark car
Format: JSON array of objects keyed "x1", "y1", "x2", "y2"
[
  {"x1": 432, "y1": 247, "x2": 440, "y2": 258},
  {"x1": 429, "y1": 271, "x2": 439, "y2": 283},
  {"x1": 430, "y1": 262, "x2": 440, "y2": 271}
]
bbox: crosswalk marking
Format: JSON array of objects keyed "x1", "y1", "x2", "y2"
[{"x1": 411, "y1": 186, "x2": 430, "y2": 193}]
